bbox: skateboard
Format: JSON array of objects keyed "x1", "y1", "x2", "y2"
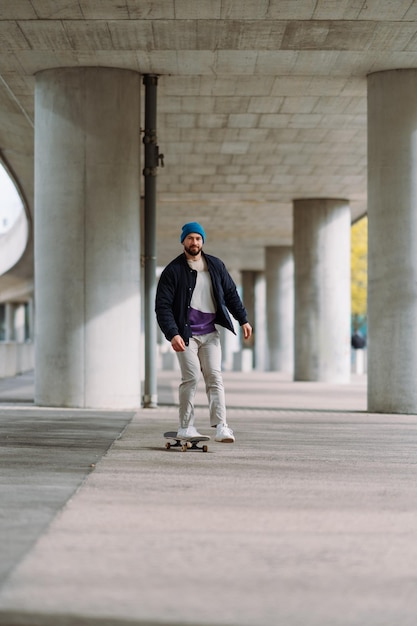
[{"x1": 163, "y1": 431, "x2": 210, "y2": 453}]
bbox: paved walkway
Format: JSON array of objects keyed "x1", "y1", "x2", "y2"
[{"x1": 1, "y1": 369, "x2": 417, "y2": 626}]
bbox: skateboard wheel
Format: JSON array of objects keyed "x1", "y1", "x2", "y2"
[
  {"x1": 202, "y1": 445, "x2": 208, "y2": 453},
  {"x1": 165, "y1": 442, "x2": 171, "y2": 450},
  {"x1": 181, "y1": 444, "x2": 188, "y2": 452},
  {"x1": 186, "y1": 441, "x2": 192, "y2": 449}
]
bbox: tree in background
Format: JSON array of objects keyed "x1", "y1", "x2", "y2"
[{"x1": 351, "y1": 217, "x2": 368, "y2": 334}]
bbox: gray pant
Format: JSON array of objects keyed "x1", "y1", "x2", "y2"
[{"x1": 176, "y1": 330, "x2": 226, "y2": 429}]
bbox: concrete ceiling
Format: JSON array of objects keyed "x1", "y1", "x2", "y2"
[{"x1": 1, "y1": 0, "x2": 417, "y2": 286}]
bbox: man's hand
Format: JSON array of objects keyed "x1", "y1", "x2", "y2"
[
  {"x1": 171, "y1": 334, "x2": 186, "y2": 352},
  {"x1": 242, "y1": 322, "x2": 253, "y2": 340}
]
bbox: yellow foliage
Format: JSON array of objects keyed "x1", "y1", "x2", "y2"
[{"x1": 351, "y1": 217, "x2": 367, "y2": 327}]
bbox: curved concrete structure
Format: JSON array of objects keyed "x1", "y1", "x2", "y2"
[{"x1": 0, "y1": 210, "x2": 29, "y2": 277}]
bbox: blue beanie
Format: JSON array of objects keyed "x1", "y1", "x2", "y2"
[{"x1": 180, "y1": 222, "x2": 206, "y2": 243}]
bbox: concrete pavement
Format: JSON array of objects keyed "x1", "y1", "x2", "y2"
[{"x1": 1, "y1": 369, "x2": 417, "y2": 625}]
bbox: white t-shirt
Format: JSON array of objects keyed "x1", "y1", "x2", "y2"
[{"x1": 187, "y1": 256, "x2": 216, "y2": 335}]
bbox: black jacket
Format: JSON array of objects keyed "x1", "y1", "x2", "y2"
[{"x1": 155, "y1": 252, "x2": 249, "y2": 344}]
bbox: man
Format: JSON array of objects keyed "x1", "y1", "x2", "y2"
[{"x1": 155, "y1": 221, "x2": 252, "y2": 443}]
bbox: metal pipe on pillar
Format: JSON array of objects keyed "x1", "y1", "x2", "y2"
[{"x1": 142, "y1": 74, "x2": 163, "y2": 408}]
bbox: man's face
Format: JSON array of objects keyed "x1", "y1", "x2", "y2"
[{"x1": 183, "y1": 233, "x2": 203, "y2": 256}]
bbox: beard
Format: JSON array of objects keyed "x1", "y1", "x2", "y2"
[{"x1": 184, "y1": 244, "x2": 202, "y2": 256}]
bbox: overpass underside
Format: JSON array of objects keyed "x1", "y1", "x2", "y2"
[{"x1": 0, "y1": 6, "x2": 416, "y2": 414}]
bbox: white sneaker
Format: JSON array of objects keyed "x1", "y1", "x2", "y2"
[
  {"x1": 177, "y1": 426, "x2": 203, "y2": 439},
  {"x1": 215, "y1": 423, "x2": 235, "y2": 443}
]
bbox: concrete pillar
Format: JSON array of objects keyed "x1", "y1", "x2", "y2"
[
  {"x1": 241, "y1": 270, "x2": 267, "y2": 371},
  {"x1": 14, "y1": 304, "x2": 25, "y2": 342},
  {"x1": 293, "y1": 198, "x2": 351, "y2": 382},
  {"x1": 241, "y1": 270, "x2": 255, "y2": 371},
  {"x1": 254, "y1": 272, "x2": 267, "y2": 371},
  {"x1": 34, "y1": 68, "x2": 141, "y2": 408},
  {"x1": 265, "y1": 246, "x2": 294, "y2": 373},
  {"x1": 367, "y1": 69, "x2": 417, "y2": 413},
  {"x1": 219, "y1": 323, "x2": 239, "y2": 372},
  {"x1": 4, "y1": 303, "x2": 13, "y2": 341},
  {"x1": 26, "y1": 297, "x2": 35, "y2": 341}
]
